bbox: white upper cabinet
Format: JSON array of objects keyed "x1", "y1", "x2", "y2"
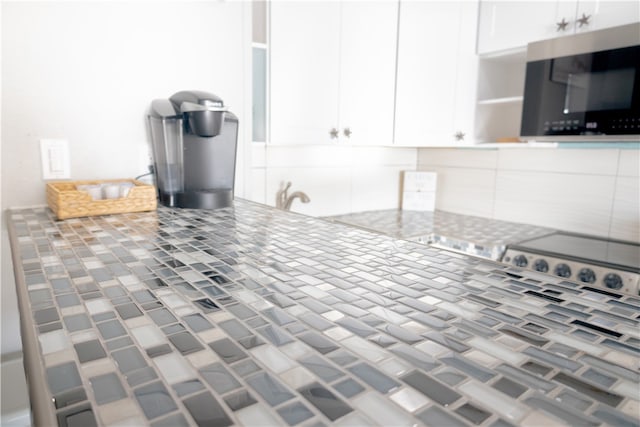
[
  {"x1": 573, "y1": 1, "x2": 640, "y2": 33},
  {"x1": 394, "y1": 1, "x2": 479, "y2": 146},
  {"x1": 338, "y1": 1, "x2": 398, "y2": 145},
  {"x1": 478, "y1": 0, "x2": 640, "y2": 54},
  {"x1": 270, "y1": 1, "x2": 398, "y2": 145},
  {"x1": 270, "y1": 1, "x2": 341, "y2": 145}
]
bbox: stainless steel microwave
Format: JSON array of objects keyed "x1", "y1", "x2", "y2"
[{"x1": 521, "y1": 23, "x2": 640, "y2": 141}]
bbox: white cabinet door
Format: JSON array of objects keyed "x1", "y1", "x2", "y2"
[
  {"x1": 338, "y1": 1, "x2": 398, "y2": 146},
  {"x1": 575, "y1": 1, "x2": 640, "y2": 33},
  {"x1": 395, "y1": 1, "x2": 477, "y2": 146},
  {"x1": 270, "y1": 1, "x2": 341, "y2": 144},
  {"x1": 270, "y1": 1, "x2": 398, "y2": 146},
  {"x1": 478, "y1": 0, "x2": 640, "y2": 54},
  {"x1": 477, "y1": 1, "x2": 559, "y2": 54},
  {"x1": 452, "y1": 1, "x2": 479, "y2": 144}
]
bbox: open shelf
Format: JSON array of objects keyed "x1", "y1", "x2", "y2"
[{"x1": 475, "y1": 49, "x2": 527, "y2": 143}]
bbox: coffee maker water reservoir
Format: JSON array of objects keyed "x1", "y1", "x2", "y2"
[{"x1": 148, "y1": 91, "x2": 238, "y2": 209}]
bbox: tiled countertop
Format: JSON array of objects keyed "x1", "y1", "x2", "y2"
[
  {"x1": 325, "y1": 210, "x2": 555, "y2": 260},
  {"x1": 7, "y1": 199, "x2": 640, "y2": 427}
]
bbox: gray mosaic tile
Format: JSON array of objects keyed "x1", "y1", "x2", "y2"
[
  {"x1": 348, "y1": 362, "x2": 400, "y2": 394},
  {"x1": 525, "y1": 395, "x2": 601, "y2": 426},
  {"x1": 299, "y1": 354, "x2": 345, "y2": 383},
  {"x1": 277, "y1": 401, "x2": 315, "y2": 426},
  {"x1": 592, "y1": 405, "x2": 640, "y2": 427},
  {"x1": 56, "y1": 403, "x2": 97, "y2": 427},
  {"x1": 492, "y1": 376, "x2": 527, "y2": 398},
  {"x1": 199, "y1": 362, "x2": 242, "y2": 395},
  {"x1": 333, "y1": 378, "x2": 365, "y2": 398},
  {"x1": 223, "y1": 389, "x2": 257, "y2": 412},
  {"x1": 46, "y1": 362, "x2": 82, "y2": 395},
  {"x1": 135, "y1": 381, "x2": 177, "y2": 420},
  {"x1": 168, "y1": 331, "x2": 204, "y2": 355},
  {"x1": 209, "y1": 338, "x2": 248, "y2": 364},
  {"x1": 182, "y1": 391, "x2": 233, "y2": 427},
  {"x1": 298, "y1": 382, "x2": 352, "y2": 421},
  {"x1": 74, "y1": 339, "x2": 107, "y2": 363},
  {"x1": 52, "y1": 388, "x2": 87, "y2": 409},
  {"x1": 455, "y1": 402, "x2": 491, "y2": 425},
  {"x1": 417, "y1": 405, "x2": 469, "y2": 427},
  {"x1": 401, "y1": 370, "x2": 461, "y2": 406},
  {"x1": 126, "y1": 366, "x2": 158, "y2": 387},
  {"x1": 90, "y1": 372, "x2": 127, "y2": 405},
  {"x1": 247, "y1": 372, "x2": 294, "y2": 407},
  {"x1": 8, "y1": 202, "x2": 640, "y2": 427},
  {"x1": 552, "y1": 372, "x2": 623, "y2": 407}
]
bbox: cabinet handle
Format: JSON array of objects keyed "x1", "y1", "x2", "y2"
[
  {"x1": 343, "y1": 128, "x2": 352, "y2": 138},
  {"x1": 454, "y1": 131, "x2": 465, "y2": 141},
  {"x1": 329, "y1": 128, "x2": 339, "y2": 139},
  {"x1": 576, "y1": 13, "x2": 590, "y2": 27},
  {"x1": 556, "y1": 18, "x2": 569, "y2": 31}
]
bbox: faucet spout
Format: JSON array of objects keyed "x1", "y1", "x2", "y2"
[
  {"x1": 283, "y1": 191, "x2": 310, "y2": 211},
  {"x1": 276, "y1": 182, "x2": 292, "y2": 209}
]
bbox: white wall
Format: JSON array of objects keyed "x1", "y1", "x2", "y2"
[
  {"x1": 249, "y1": 145, "x2": 418, "y2": 217},
  {"x1": 1, "y1": 0, "x2": 250, "y2": 355},
  {"x1": 418, "y1": 147, "x2": 640, "y2": 243}
]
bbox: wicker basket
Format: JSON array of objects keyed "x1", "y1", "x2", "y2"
[{"x1": 46, "y1": 179, "x2": 157, "y2": 220}]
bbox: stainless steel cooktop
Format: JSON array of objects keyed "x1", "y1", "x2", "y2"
[{"x1": 325, "y1": 210, "x2": 554, "y2": 261}]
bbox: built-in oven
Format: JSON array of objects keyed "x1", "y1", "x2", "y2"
[
  {"x1": 502, "y1": 232, "x2": 640, "y2": 296},
  {"x1": 520, "y1": 22, "x2": 640, "y2": 140}
]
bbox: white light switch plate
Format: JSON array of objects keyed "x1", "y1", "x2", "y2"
[{"x1": 40, "y1": 139, "x2": 70, "y2": 180}]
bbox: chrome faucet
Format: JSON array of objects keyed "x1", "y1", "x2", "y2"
[{"x1": 276, "y1": 181, "x2": 310, "y2": 211}]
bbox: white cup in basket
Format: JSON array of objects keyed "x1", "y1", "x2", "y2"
[{"x1": 77, "y1": 184, "x2": 103, "y2": 200}]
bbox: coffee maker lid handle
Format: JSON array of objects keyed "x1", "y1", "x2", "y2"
[
  {"x1": 149, "y1": 99, "x2": 180, "y2": 119},
  {"x1": 179, "y1": 101, "x2": 228, "y2": 113}
]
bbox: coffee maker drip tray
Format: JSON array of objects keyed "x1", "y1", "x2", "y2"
[{"x1": 160, "y1": 189, "x2": 233, "y2": 210}]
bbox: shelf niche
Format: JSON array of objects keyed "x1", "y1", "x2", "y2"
[{"x1": 475, "y1": 49, "x2": 527, "y2": 143}]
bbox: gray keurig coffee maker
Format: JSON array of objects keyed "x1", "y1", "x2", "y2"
[{"x1": 148, "y1": 90, "x2": 238, "y2": 209}]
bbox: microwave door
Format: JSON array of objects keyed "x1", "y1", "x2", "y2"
[{"x1": 563, "y1": 73, "x2": 590, "y2": 115}]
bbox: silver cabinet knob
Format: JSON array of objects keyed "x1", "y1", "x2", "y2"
[
  {"x1": 329, "y1": 128, "x2": 339, "y2": 139},
  {"x1": 454, "y1": 131, "x2": 465, "y2": 141},
  {"x1": 343, "y1": 128, "x2": 352, "y2": 138},
  {"x1": 556, "y1": 18, "x2": 569, "y2": 31},
  {"x1": 577, "y1": 13, "x2": 590, "y2": 27}
]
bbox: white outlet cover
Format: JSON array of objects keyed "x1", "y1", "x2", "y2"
[{"x1": 40, "y1": 139, "x2": 70, "y2": 180}]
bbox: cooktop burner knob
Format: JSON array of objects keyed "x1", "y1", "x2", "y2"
[
  {"x1": 554, "y1": 263, "x2": 572, "y2": 278},
  {"x1": 533, "y1": 259, "x2": 549, "y2": 273},
  {"x1": 513, "y1": 255, "x2": 528, "y2": 267},
  {"x1": 577, "y1": 268, "x2": 596, "y2": 283},
  {"x1": 603, "y1": 273, "x2": 623, "y2": 290}
]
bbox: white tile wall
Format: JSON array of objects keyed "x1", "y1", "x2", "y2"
[
  {"x1": 418, "y1": 147, "x2": 640, "y2": 242},
  {"x1": 265, "y1": 166, "x2": 353, "y2": 217},
  {"x1": 618, "y1": 149, "x2": 640, "y2": 177},
  {"x1": 427, "y1": 166, "x2": 496, "y2": 217},
  {"x1": 350, "y1": 166, "x2": 404, "y2": 213},
  {"x1": 417, "y1": 148, "x2": 498, "y2": 169},
  {"x1": 249, "y1": 168, "x2": 267, "y2": 205},
  {"x1": 494, "y1": 171, "x2": 616, "y2": 237},
  {"x1": 610, "y1": 177, "x2": 640, "y2": 241},
  {"x1": 497, "y1": 148, "x2": 619, "y2": 175},
  {"x1": 249, "y1": 145, "x2": 639, "y2": 242},
  {"x1": 250, "y1": 145, "x2": 417, "y2": 217}
]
